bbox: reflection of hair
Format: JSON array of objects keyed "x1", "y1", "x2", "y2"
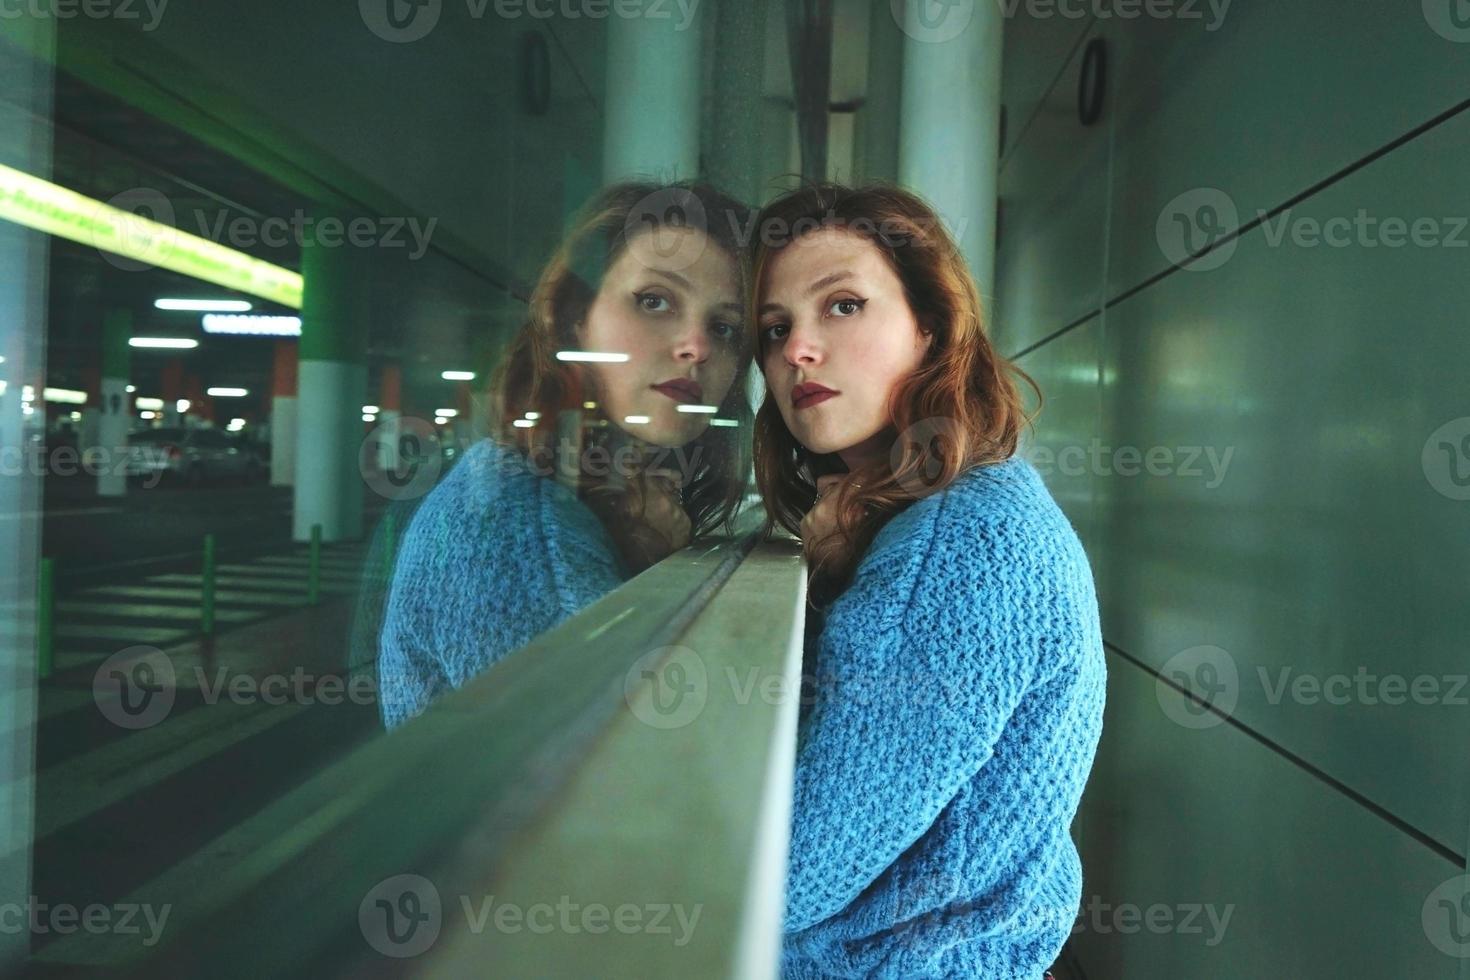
[
  {"x1": 492, "y1": 180, "x2": 755, "y2": 537},
  {"x1": 751, "y1": 182, "x2": 1039, "y2": 586}
]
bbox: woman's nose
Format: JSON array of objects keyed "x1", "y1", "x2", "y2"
[
  {"x1": 784, "y1": 321, "x2": 822, "y2": 367},
  {"x1": 672, "y1": 318, "x2": 712, "y2": 363}
]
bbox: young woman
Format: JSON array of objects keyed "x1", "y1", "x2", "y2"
[
  {"x1": 375, "y1": 181, "x2": 754, "y2": 729},
  {"x1": 752, "y1": 183, "x2": 1105, "y2": 978}
]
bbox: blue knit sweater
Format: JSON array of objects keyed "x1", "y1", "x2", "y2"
[
  {"x1": 782, "y1": 455, "x2": 1105, "y2": 979},
  {"x1": 376, "y1": 439, "x2": 626, "y2": 728}
]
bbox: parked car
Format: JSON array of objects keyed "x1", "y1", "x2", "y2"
[{"x1": 126, "y1": 427, "x2": 262, "y2": 486}]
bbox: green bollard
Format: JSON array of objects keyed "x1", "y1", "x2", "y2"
[
  {"x1": 201, "y1": 534, "x2": 216, "y2": 635},
  {"x1": 309, "y1": 523, "x2": 322, "y2": 605},
  {"x1": 37, "y1": 558, "x2": 54, "y2": 680}
]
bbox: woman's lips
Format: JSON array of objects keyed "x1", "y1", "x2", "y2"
[
  {"x1": 792, "y1": 383, "x2": 838, "y2": 410},
  {"x1": 651, "y1": 379, "x2": 704, "y2": 405}
]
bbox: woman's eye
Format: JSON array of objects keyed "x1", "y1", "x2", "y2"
[
  {"x1": 760, "y1": 323, "x2": 789, "y2": 343},
  {"x1": 828, "y1": 297, "x2": 865, "y2": 317},
  {"x1": 636, "y1": 292, "x2": 672, "y2": 313},
  {"x1": 711, "y1": 321, "x2": 740, "y2": 342}
]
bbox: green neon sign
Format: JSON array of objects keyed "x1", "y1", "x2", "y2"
[{"x1": 0, "y1": 163, "x2": 303, "y2": 309}]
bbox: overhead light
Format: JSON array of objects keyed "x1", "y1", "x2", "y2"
[
  {"x1": 434, "y1": 417, "x2": 447, "y2": 425},
  {"x1": 441, "y1": 370, "x2": 476, "y2": 381},
  {"x1": 227, "y1": 418, "x2": 246, "y2": 430},
  {"x1": 125, "y1": 384, "x2": 136, "y2": 393},
  {"x1": 710, "y1": 419, "x2": 739, "y2": 428},
  {"x1": 139, "y1": 410, "x2": 156, "y2": 420},
  {"x1": 22, "y1": 384, "x2": 35, "y2": 402},
  {"x1": 524, "y1": 411, "x2": 541, "y2": 420},
  {"x1": 362, "y1": 404, "x2": 380, "y2": 414},
  {"x1": 156, "y1": 298, "x2": 252, "y2": 312},
  {"x1": 69, "y1": 411, "x2": 81, "y2": 421},
  {"x1": 0, "y1": 163, "x2": 303, "y2": 308},
  {"x1": 623, "y1": 415, "x2": 650, "y2": 425},
  {"x1": 435, "y1": 409, "x2": 459, "y2": 418},
  {"x1": 361, "y1": 414, "x2": 376, "y2": 422},
  {"x1": 555, "y1": 351, "x2": 630, "y2": 363},
  {"x1": 512, "y1": 419, "x2": 535, "y2": 429},
  {"x1": 135, "y1": 397, "x2": 164, "y2": 410},
  {"x1": 676, "y1": 404, "x2": 718, "y2": 414},
  {"x1": 207, "y1": 387, "x2": 249, "y2": 397},
  {"x1": 582, "y1": 401, "x2": 597, "y2": 410},
  {"x1": 130, "y1": 338, "x2": 199, "y2": 350},
  {"x1": 43, "y1": 387, "x2": 87, "y2": 404},
  {"x1": 176, "y1": 399, "x2": 191, "y2": 413},
  {"x1": 202, "y1": 314, "x2": 302, "y2": 337}
]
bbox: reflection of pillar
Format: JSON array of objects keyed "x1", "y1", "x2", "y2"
[
  {"x1": 97, "y1": 310, "x2": 131, "y2": 497},
  {"x1": 452, "y1": 381, "x2": 473, "y2": 448},
  {"x1": 601, "y1": 0, "x2": 702, "y2": 182},
  {"x1": 376, "y1": 363, "x2": 401, "y2": 471},
  {"x1": 79, "y1": 359, "x2": 101, "y2": 455},
  {"x1": 270, "y1": 340, "x2": 297, "y2": 486},
  {"x1": 293, "y1": 220, "x2": 369, "y2": 543},
  {"x1": 160, "y1": 357, "x2": 184, "y2": 425},
  {"x1": 897, "y1": 0, "x2": 1003, "y2": 300},
  {"x1": 1, "y1": 13, "x2": 51, "y2": 972}
]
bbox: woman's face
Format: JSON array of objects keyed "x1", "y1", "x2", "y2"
[
  {"x1": 577, "y1": 226, "x2": 744, "y2": 448},
  {"x1": 757, "y1": 227, "x2": 931, "y2": 468}
]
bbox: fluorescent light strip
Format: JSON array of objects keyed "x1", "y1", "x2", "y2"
[
  {"x1": 623, "y1": 415, "x2": 650, "y2": 425},
  {"x1": 207, "y1": 387, "x2": 249, "y2": 397},
  {"x1": 43, "y1": 387, "x2": 87, "y2": 405},
  {"x1": 512, "y1": 419, "x2": 535, "y2": 428},
  {"x1": 202, "y1": 314, "x2": 302, "y2": 337},
  {"x1": 130, "y1": 338, "x2": 199, "y2": 350},
  {"x1": 676, "y1": 404, "x2": 718, "y2": 414},
  {"x1": 556, "y1": 351, "x2": 630, "y2": 363},
  {"x1": 156, "y1": 298, "x2": 252, "y2": 312},
  {"x1": 441, "y1": 370, "x2": 476, "y2": 381},
  {"x1": 135, "y1": 397, "x2": 164, "y2": 411},
  {"x1": 710, "y1": 419, "x2": 740, "y2": 427},
  {"x1": 435, "y1": 409, "x2": 459, "y2": 418},
  {"x1": 0, "y1": 164, "x2": 303, "y2": 308}
]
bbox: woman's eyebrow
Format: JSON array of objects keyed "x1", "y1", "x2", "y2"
[
  {"x1": 805, "y1": 271, "x2": 854, "y2": 295},
  {"x1": 644, "y1": 267, "x2": 692, "y2": 290}
]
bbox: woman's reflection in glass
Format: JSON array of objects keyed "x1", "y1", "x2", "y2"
[{"x1": 374, "y1": 182, "x2": 754, "y2": 729}]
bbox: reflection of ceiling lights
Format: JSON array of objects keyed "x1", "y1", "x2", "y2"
[
  {"x1": 435, "y1": 409, "x2": 458, "y2": 418},
  {"x1": 0, "y1": 163, "x2": 303, "y2": 307},
  {"x1": 361, "y1": 414, "x2": 376, "y2": 422},
  {"x1": 43, "y1": 387, "x2": 87, "y2": 405},
  {"x1": 441, "y1": 370, "x2": 476, "y2": 381},
  {"x1": 140, "y1": 411, "x2": 156, "y2": 420},
  {"x1": 207, "y1": 387, "x2": 249, "y2": 397},
  {"x1": 623, "y1": 415, "x2": 650, "y2": 425},
  {"x1": 524, "y1": 412, "x2": 540, "y2": 420},
  {"x1": 512, "y1": 419, "x2": 535, "y2": 429},
  {"x1": 676, "y1": 404, "x2": 717, "y2": 414},
  {"x1": 130, "y1": 338, "x2": 199, "y2": 349},
  {"x1": 156, "y1": 298, "x2": 252, "y2": 312},
  {"x1": 202, "y1": 314, "x2": 301, "y2": 337},
  {"x1": 710, "y1": 419, "x2": 739, "y2": 428},
  {"x1": 556, "y1": 351, "x2": 629, "y2": 363},
  {"x1": 135, "y1": 397, "x2": 164, "y2": 410},
  {"x1": 176, "y1": 399, "x2": 191, "y2": 413}
]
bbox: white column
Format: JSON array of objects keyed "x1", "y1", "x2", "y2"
[
  {"x1": 96, "y1": 310, "x2": 131, "y2": 498},
  {"x1": 602, "y1": 0, "x2": 704, "y2": 183},
  {"x1": 270, "y1": 395, "x2": 297, "y2": 486},
  {"x1": 897, "y1": 0, "x2": 1004, "y2": 301},
  {"x1": 375, "y1": 408, "x2": 401, "y2": 472}
]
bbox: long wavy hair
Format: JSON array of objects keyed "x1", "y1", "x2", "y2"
[
  {"x1": 752, "y1": 182, "x2": 1039, "y2": 587},
  {"x1": 491, "y1": 180, "x2": 754, "y2": 537}
]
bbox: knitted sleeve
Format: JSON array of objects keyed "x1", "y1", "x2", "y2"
[
  {"x1": 782, "y1": 491, "x2": 1067, "y2": 933},
  {"x1": 377, "y1": 449, "x2": 625, "y2": 729}
]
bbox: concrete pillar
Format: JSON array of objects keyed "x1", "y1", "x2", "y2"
[
  {"x1": 0, "y1": 14, "x2": 52, "y2": 973},
  {"x1": 292, "y1": 218, "x2": 369, "y2": 542},
  {"x1": 375, "y1": 363, "x2": 401, "y2": 472},
  {"x1": 270, "y1": 340, "x2": 297, "y2": 486},
  {"x1": 97, "y1": 310, "x2": 131, "y2": 497},
  {"x1": 896, "y1": 0, "x2": 1003, "y2": 301},
  {"x1": 601, "y1": 0, "x2": 704, "y2": 182}
]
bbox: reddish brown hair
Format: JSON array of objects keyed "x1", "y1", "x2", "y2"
[{"x1": 751, "y1": 182, "x2": 1039, "y2": 585}]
